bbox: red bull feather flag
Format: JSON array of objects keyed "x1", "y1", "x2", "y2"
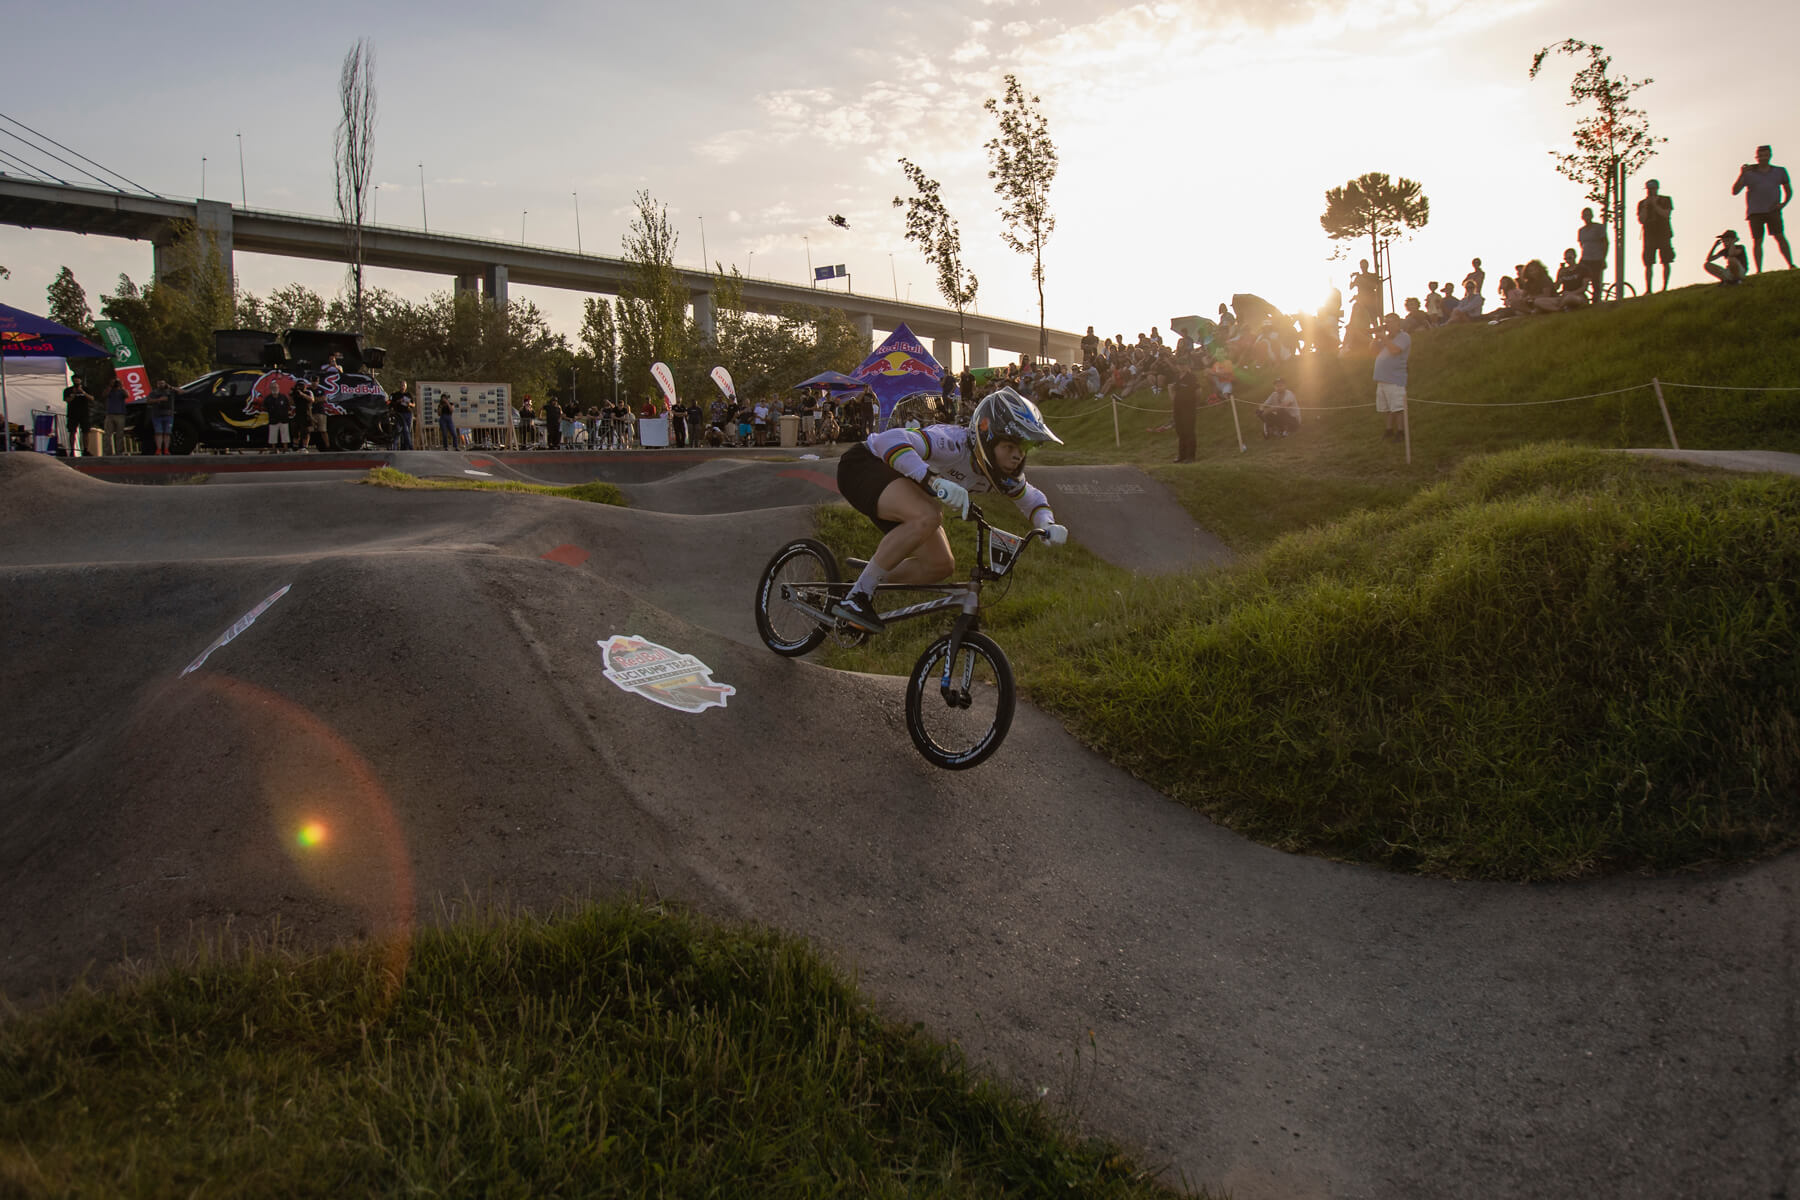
[
  {"x1": 849, "y1": 323, "x2": 944, "y2": 427},
  {"x1": 710, "y1": 366, "x2": 736, "y2": 400}
]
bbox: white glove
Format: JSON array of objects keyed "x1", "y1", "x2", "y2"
[
  {"x1": 1043, "y1": 523, "x2": 1069, "y2": 546},
  {"x1": 930, "y1": 476, "x2": 971, "y2": 519}
]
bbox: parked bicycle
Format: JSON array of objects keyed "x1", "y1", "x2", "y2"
[{"x1": 753, "y1": 503, "x2": 1045, "y2": 770}]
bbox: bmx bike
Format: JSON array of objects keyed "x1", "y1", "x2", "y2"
[{"x1": 752, "y1": 504, "x2": 1046, "y2": 770}]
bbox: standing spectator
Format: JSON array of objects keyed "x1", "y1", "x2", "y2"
[
  {"x1": 264, "y1": 384, "x2": 292, "y2": 453},
  {"x1": 752, "y1": 397, "x2": 771, "y2": 446},
  {"x1": 291, "y1": 382, "x2": 313, "y2": 452},
  {"x1": 63, "y1": 377, "x2": 91, "y2": 456},
  {"x1": 1372, "y1": 313, "x2": 1410, "y2": 441},
  {"x1": 517, "y1": 396, "x2": 535, "y2": 448},
  {"x1": 1348, "y1": 259, "x2": 1383, "y2": 346},
  {"x1": 1170, "y1": 356, "x2": 1199, "y2": 463},
  {"x1": 1080, "y1": 325, "x2": 1099, "y2": 361},
  {"x1": 958, "y1": 364, "x2": 976, "y2": 417},
  {"x1": 391, "y1": 381, "x2": 416, "y2": 450},
  {"x1": 437, "y1": 394, "x2": 460, "y2": 450},
  {"x1": 1258, "y1": 375, "x2": 1302, "y2": 438},
  {"x1": 101, "y1": 379, "x2": 129, "y2": 455},
  {"x1": 1576, "y1": 208, "x2": 1609, "y2": 303},
  {"x1": 669, "y1": 395, "x2": 687, "y2": 448},
  {"x1": 1705, "y1": 230, "x2": 1749, "y2": 285},
  {"x1": 544, "y1": 395, "x2": 563, "y2": 449},
  {"x1": 309, "y1": 383, "x2": 332, "y2": 451},
  {"x1": 147, "y1": 379, "x2": 175, "y2": 455},
  {"x1": 1637, "y1": 180, "x2": 1676, "y2": 293},
  {"x1": 1732, "y1": 145, "x2": 1794, "y2": 272}
]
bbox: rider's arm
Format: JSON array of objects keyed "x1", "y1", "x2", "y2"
[
  {"x1": 1006, "y1": 477, "x2": 1056, "y2": 531},
  {"x1": 867, "y1": 426, "x2": 935, "y2": 484}
]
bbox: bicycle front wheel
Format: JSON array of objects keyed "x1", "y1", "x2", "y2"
[
  {"x1": 905, "y1": 631, "x2": 1015, "y2": 770},
  {"x1": 754, "y1": 538, "x2": 838, "y2": 656}
]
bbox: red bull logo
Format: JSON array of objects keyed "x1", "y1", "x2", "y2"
[{"x1": 856, "y1": 351, "x2": 939, "y2": 378}]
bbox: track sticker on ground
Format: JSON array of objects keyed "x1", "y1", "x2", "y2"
[
  {"x1": 598, "y1": 634, "x2": 736, "y2": 713},
  {"x1": 181, "y1": 584, "x2": 292, "y2": 677}
]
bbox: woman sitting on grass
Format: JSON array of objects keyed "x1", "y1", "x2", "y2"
[{"x1": 1523, "y1": 259, "x2": 1584, "y2": 312}]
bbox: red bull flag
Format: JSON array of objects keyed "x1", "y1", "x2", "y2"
[{"x1": 849, "y1": 323, "x2": 944, "y2": 427}]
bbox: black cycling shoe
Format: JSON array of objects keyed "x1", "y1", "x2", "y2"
[{"x1": 831, "y1": 590, "x2": 886, "y2": 633}]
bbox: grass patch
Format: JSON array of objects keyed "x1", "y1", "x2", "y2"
[
  {"x1": 818, "y1": 446, "x2": 1800, "y2": 880},
  {"x1": 360, "y1": 465, "x2": 625, "y2": 506},
  {"x1": 0, "y1": 900, "x2": 1196, "y2": 1198}
]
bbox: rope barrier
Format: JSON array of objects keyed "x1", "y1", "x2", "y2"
[
  {"x1": 1654, "y1": 381, "x2": 1800, "y2": 393},
  {"x1": 1413, "y1": 383, "x2": 1653, "y2": 408}
]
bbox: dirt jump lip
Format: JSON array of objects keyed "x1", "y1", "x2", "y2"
[{"x1": 6, "y1": 448, "x2": 1795, "y2": 1199}]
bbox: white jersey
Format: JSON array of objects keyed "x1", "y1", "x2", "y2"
[{"x1": 865, "y1": 423, "x2": 1055, "y2": 529}]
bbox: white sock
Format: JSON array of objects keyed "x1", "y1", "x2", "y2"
[{"x1": 854, "y1": 561, "x2": 890, "y2": 597}]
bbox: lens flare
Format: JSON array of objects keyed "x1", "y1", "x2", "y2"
[{"x1": 296, "y1": 821, "x2": 328, "y2": 848}]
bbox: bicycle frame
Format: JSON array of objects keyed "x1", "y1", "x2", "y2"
[{"x1": 776, "y1": 505, "x2": 1042, "y2": 698}]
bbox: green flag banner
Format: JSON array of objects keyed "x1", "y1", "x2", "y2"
[{"x1": 92, "y1": 320, "x2": 150, "y2": 402}]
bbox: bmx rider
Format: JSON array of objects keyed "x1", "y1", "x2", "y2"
[{"x1": 831, "y1": 386, "x2": 1069, "y2": 633}]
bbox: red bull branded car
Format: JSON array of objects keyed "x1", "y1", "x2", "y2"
[{"x1": 130, "y1": 328, "x2": 394, "y2": 454}]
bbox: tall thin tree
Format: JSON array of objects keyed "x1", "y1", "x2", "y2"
[
  {"x1": 1530, "y1": 39, "x2": 1664, "y2": 294},
  {"x1": 983, "y1": 74, "x2": 1057, "y2": 360},
  {"x1": 892, "y1": 159, "x2": 978, "y2": 361},
  {"x1": 335, "y1": 39, "x2": 378, "y2": 331},
  {"x1": 1320, "y1": 172, "x2": 1430, "y2": 312}
]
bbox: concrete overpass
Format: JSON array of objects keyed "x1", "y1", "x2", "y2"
[{"x1": 0, "y1": 177, "x2": 1081, "y2": 367}]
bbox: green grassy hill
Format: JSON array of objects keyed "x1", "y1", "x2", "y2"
[{"x1": 824, "y1": 274, "x2": 1800, "y2": 880}]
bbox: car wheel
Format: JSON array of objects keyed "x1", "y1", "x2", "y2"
[
  {"x1": 330, "y1": 419, "x2": 365, "y2": 451},
  {"x1": 169, "y1": 421, "x2": 201, "y2": 456}
]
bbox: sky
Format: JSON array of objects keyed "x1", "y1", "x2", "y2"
[{"x1": 2, "y1": 0, "x2": 1795, "y2": 370}]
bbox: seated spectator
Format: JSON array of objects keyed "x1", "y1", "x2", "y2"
[
  {"x1": 1423, "y1": 283, "x2": 1445, "y2": 324},
  {"x1": 1401, "y1": 297, "x2": 1432, "y2": 334},
  {"x1": 1258, "y1": 375, "x2": 1301, "y2": 438},
  {"x1": 1705, "y1": 230, "x2": 1749, "y2": 285},
  {"x1": 1554, "y1": 249, "x2": 1589, "y2": 299},
  {"x1": 1438, "y1": 281, "x2": 1460, "y2": 323},
  {"x1": 1496, "y1": 275, "x2": 1530, "y2": 316},
  {"x1": 1522, "y1": 258, "x2": 1582, "y2": 311}
]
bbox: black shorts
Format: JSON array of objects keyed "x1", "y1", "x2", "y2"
[
  {"x1": 836, "y1": 442, "x2": 909, "y2": 533},
  {"x1": 1749, "y1": 210, "x2": 1785, "y2": 239},
  {"x1": 1642, "y1": 237, "x2": 1675, "y2": 264}
]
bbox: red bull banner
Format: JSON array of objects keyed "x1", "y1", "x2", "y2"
[
  {"x1": 849, "y1": 323, "x2": 944, "y2": 427},
  {"x1": 650, "y1": 361, "x2": 679, "y2": 411},
  {"x1": 92, "y1": 320, "x2": 151, "y2": 402}
]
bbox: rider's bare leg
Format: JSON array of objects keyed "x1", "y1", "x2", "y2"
[{"x1": 856, "y1": 477, "x2": 954, "y2": 591}]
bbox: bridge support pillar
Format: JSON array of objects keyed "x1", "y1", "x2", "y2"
[
  {"x1": 691, "y1": 290, "x2": 716, "y2": 343},
  {"x1": 931, "y1": 335, "x2": 954, "y2": 372},
  {"x1": 969, "y1": 331, "x2": 990, "y2": 369},
  {"x1": 153, "y1": 198, "x2": 236, "y2": 294},
  {"x1": 483, "y1": 264, "x2": 509, "y2": 308},
  {"x1": 454, "y1": 274, "x2": 481, "y2": 298},
  {"x1": 854, "y1": 312, "x2": 874, "y2": 349}
]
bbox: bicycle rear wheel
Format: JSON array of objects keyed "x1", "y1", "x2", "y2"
[
  {"x1": 754, "y1": 538, "x2": 838, "y2": 656},
  {"x1": 905, "y1": 631, "x2": 1015, "y2": 770}
]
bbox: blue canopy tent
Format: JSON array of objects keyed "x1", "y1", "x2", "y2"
[
  {"x1": 848, "y1": 323, "x2": 945, "y2": 427},
  {"x1": 791, "y1": 370, "x2": 866, "y2": 393},
  {"x1": 1, "y1": 303, "x2": 110, "y2": 453}
]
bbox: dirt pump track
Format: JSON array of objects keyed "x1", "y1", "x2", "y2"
[{"x1": 1, "y1": 449, "x2": 1795, "y2": 1200}]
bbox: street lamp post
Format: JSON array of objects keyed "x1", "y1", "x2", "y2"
[
  {"x1": 747, "y1": 251, "x2": 755, "y2": 276},
  {"x1": 889, "y1": 252, "x2": 898, "y2": 301},
  {"x1": 521, "y1": 210, "x2": 528, "y2": 245},
  {"x1": 573, "y1": 192, "x2": 582, "y2": 254},
  {"x1": 200, "y1": 156, "x2": 206, "y2": 200},
  {"x1": 373, "y1": 183, "x2": 379, "y2": 225},
  {"x1": 236, "y1": 132, "x2": 246, "y2": 207},
  {"x1": 419, "y1": 163, "x2": 428, "y2": 232},
  {"x1": 699, "y1": 214, "x2": 708, "y2": 272},
  {"x1": 804, "y1": 235, "x2": 813, "y2": 287}
]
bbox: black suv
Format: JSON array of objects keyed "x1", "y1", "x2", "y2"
[{"x1": 132, "y1": 329, "x2": 395, "y2": 454}]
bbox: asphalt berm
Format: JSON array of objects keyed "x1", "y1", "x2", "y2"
[{"x1": 3, "y1": 448, "x2": 1795, "y2": 1200}]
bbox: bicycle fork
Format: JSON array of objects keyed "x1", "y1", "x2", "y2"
[{"x1": 938, "y1": 600, "x2": 982, "y2": 709}]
